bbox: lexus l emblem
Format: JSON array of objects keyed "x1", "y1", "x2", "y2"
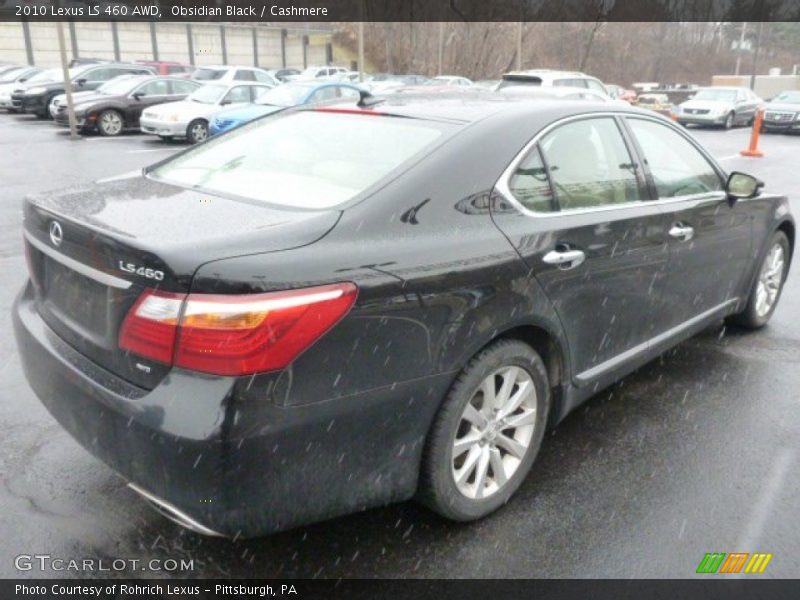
[{"x1": 49, "y1": 221, "x2": 63, "y2": 247}]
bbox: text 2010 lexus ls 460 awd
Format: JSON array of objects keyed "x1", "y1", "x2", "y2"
[{"x1": 13, "y1": 93, "x2": 793, "y2": 537}]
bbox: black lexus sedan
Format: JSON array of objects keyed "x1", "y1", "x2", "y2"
[
  {"x1": 14, "y1": 62, "x2": 154, "y2": 118},
  {"x1": 13, "y1": 94, "x2": 794, "y2": 538},
  {"x1": 53, "y1": 75, "x2": 201, "y2": 136}
]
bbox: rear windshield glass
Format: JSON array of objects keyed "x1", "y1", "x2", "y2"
[
  {"x1": 496, "y1": 77, "x2": 543, "y2": 90},
  {"x1": 150, "y1": 110, "x2": 449, "y2": 209}
]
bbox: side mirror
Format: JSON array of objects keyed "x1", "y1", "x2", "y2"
[
  {"x1": 726, "y1": 171, "x2": 763, "y2": 201},
  {"x1": 76, "y1": 78, "x2": 87, "y2": 87},
  {"x1": 132, "y1": 91, "x2": 145, "y2": 100}
]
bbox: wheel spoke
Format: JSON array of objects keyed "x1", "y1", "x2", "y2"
[
  {"x1": 473, "y1": 447, "x2": 490, "y2": 499},
  {"x1": 455, "y1": 445, "x2": 481, "y2": 486},
  {"x1": 495, "y1": 433, "x2": 527, "y2": 459},
  {"x1": 462, "y1": 403, "x2": 488, "y2": 429},
  {"x1": 480, "y1": 377, "x2": 497, "y2": 412},
  {"x1": 504, "y1": 407, "x2": 537, "y2": 429},
  {"x1": 453, "y1": 432, "x2": 481, "y2": 457},
  {"x1": 489, "y1": 447, "x2": 507, "y2": 487},
  {"x1": 498, "y1": 379, "x2": 533, "y2": 420},
  {"x1": 495, "y1": 367, "x2": 518, "y2": 410}
]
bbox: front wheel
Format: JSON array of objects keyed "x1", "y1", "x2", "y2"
[
  {"x1": 418, "y1": 339, "x2": 550, "y2": 521},
  {"x1": 98, "y1": 109, "x2": 124, "y2": 136},
  {"x1": 187, "y1": 119, "x2": 208, "y2": 144},
  {"x1": 724, "y1": 112, "x2": 735, "y2": 129},
  {"x1": 731, "y1": 231, "x2": 790, "y2": 328}
]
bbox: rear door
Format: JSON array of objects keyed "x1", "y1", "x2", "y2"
[
  {"x1": 492, "y1": 115, "x2": 671, "y2": 386},
  {"x1": 622, "y1": 116, "x2": 752, "y2": 328}
]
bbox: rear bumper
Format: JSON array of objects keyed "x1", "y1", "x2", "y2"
[{"x1": 13, "y1": 282, "x2": 449, "y2": 537}]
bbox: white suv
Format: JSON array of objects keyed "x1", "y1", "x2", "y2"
[
  {"x1": 292, "y1": 66, "x2": 349, "y2": 81},
  {"x1": 497, "y1": 69, "x2": 609, "y2": 96},
  {"x1": 190, "y1": 66, "x2": 278, "y2": 86}
]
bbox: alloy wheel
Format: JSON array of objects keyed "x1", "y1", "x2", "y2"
[
  {"x1": 190, "y1": 122, "x2": 208, "y2": 143},
  {"x1": 100, "y1": 111, "x2": 123, "y2": 136},
  {"x1": 755, "y1": 243, "x2": 785, "y2": 317},
  {"x1": 451, "y1": 366, "x2": 537, "y2": 500}
]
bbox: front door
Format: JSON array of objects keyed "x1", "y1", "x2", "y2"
[
  {"x1": 622, "y1": 116, "x2": 752, "y2": 328},
  {"x1": 492, "y1": 115, "x2": 671, "y2": 386}
]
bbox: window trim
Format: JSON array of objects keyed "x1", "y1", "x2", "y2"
[{"x1": 494, "y1": 111, "x2": 729, "y2": 219}]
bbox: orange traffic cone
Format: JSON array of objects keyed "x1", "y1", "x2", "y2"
[{"x1": 740, "y1": 108, "x2": 765, "y2": 158}]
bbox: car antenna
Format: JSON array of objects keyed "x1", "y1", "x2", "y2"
[{"x1": 357, "y1": 89, "x2": 385, "y2": 108}]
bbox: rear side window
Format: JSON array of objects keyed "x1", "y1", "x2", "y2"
[
  {"x1": 539, "y1": 117, "x2": 640, "y2": 210},
  {"x1": 150, "y1": 111, "x2": 448, "y2": 209},
  {"x1": 508, "y1": 146, "x2": 557, "y2": 213},
  {"x1": 193, "y1": 68, "x2": 225, "y2": 81},
  {"x1": 627, "y1": 118, "x2": 722, "y2": 197}
]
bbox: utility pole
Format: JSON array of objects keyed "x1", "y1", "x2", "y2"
[
  {"x1": 358, "y1": 21, "x2": 364, "y2": 82},
  {"x1": 56, "y1": 21, "x2": 78, "y2": 141},
  {"x1": 749, "y1": 21, "x2": 764, "y2": 91},
  {"x1": 516, "y1": 22, "x2": 523, "y2": 71},
  {"x1": 437, "y1": 22, "x2": 444, "y2": 76},
  {"x1": 734, "y1": 22, "x2": 747, "y2": 76}
]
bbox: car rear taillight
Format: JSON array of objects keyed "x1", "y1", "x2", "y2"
[{"x1": 119, "y1": 283, "x2": 357, "y2": 376}]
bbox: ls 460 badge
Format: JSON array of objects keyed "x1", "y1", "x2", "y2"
[{"x1": 119, "y1": 261, "x2": 164, "y2": 281}]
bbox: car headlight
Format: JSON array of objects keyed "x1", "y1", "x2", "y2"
[{"x1": 25, "y1": 87, "x2": 47, "y2": 95}]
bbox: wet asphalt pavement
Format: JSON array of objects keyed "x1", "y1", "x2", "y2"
[{"x1": 0, "y1": 113, "x2": 798, "y2": 579}]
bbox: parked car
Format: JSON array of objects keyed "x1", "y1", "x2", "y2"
[
  {"x1": 368, "y1": 74, "x2": 431, "y2": 94},
  {"x1": 0, "y1": 66, "x2": 41, "y2": 110},
  {"x1": 52, "y1": 75, "x2": 201, "y2": 136},
  {"x1": 497, "y1": 69, "x2": 609, "y2": 96},
  {"x1": 13, "y1": 62, "x2": 155, "y2": 118},
  {"x1": 761, "y1": 90, "x2": 800, "y2": 134},
  {"x1": 675, "y1": 86, "x2": 762, "y2": 129},
  {"x1": 606, "y1": 84, "x2": 637, "y2": 103},
  {"x1": 209, "y1": 81, "x2": 363, "y2": 135},
  {"x1": 290, "y1": 65, "x2": 349, "y2": 81},
  {"x1": 13, "y1": 95, "x2": 793, "y2": 538},
  {"x1": 634, "y1": 93, "x2": 674, "y2": 117},
  {"x1": 136, "y1": 61, "x2": 194, "y2": 77},
  {"x1": 265, "y1": 68, "x2": 301, "y2": 83},
  {"x1": 497, "y1": 86, "x2": 622, "y2": 104},
  {"x1": 474, "y1": 79, "x2": 501, "y2": 90},
  {"x1": 0, "y1": 64, "x2": 21, "y2": 77},
  {"x1": 189, "y1": 65, "x2": 278, "y2": 86},
  {"x1": 430, "y1": 75, "x2": 474, "y2": 87},
  {"x1": 6, "y1": 68, "x2": 62, "y2": 112},
  {"x1": 140, "y1": 81, "x2": 272, "y2": 143}
]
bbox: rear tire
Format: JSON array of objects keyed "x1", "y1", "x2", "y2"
[
  {"x1": 187, "y1": 119, "x2": 208, "y2": 144},
  {"x1": 730, "y1": 231, "x2": 790, "y2": 329},
  {"x1": 418, "y1": 340, "x2": 550, "y2": 522}
]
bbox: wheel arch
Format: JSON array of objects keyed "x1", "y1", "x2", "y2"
[{"x1": 777, "y1": 219, "x2": 795, "y2": 265}]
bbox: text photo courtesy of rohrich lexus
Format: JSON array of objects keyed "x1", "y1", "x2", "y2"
[{"x1": 1, "y1": 4, "x2": 800, "y2": 591}]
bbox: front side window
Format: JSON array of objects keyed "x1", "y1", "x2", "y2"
[
  {"x1": 150, "y1": 111, "x2": 448, "y2": 210},
  {"x1": 508, "y1": 146, "x2": 557, "y2": 213},
  {"x1": 137, "y1": 79, "x2": 169, "y2": 96},
  {"x1": 538, "y1": 117, "x2": 640, "y2": 210},
  {"x1": 193, "y1": 68, "x2": 226, "y2": 81},
  {"x1": 627, "y1": 118, "x2": 722, "y2": 198},
  {"x1": 223, "y1": 86, "x2": 252, "y2": 104},
  {"x1": 170, "y1": 80, "x2": 199, "y2": 95}
]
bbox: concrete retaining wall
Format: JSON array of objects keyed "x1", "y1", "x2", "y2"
[{"x1": 0, "y1": 21, "x2": 334, "y2": 70}]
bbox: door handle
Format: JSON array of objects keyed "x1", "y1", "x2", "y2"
[
  {"x1": 543, "y1": 248, "x2": 586, "y2": 270},
  {"x1": 668, "y1": 224, "x2": 695, "y2": 242}
]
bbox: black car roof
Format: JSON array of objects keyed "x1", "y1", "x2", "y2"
[{"x1": 343, "y1": 91, "x2": 659, "y2": 126}]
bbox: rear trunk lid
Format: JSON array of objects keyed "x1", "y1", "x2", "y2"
[{"x1": 23, "y1": 174, "x2": 340, "y2": 389}]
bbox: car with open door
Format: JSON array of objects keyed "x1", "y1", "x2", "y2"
[{"x1": 13, "y1": 94, "x2": 793, "y2": 538}]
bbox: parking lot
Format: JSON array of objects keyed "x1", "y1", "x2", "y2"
[{"x1": 1, "y1": 111, "x2": 798, "y2": 578}]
